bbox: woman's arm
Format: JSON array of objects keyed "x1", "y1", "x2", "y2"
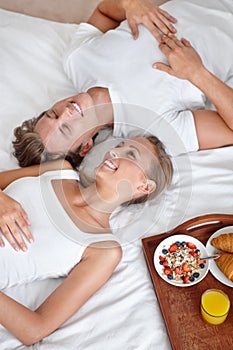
[
  {"x1": 0, "y1": 159, "x2": 72, "y2": 190},
  {"x1": 88, "y1": 0, "x2": 177, "y2": 42},
  {"x1": 153, "y1": 35, "x2": 233, "y2": 149},
  {"x1": 0, "y1": 160, "x2": 72, "y2": 251},
  {"x1": 0, "y1": 242, "x2": 122, "y2": 345}
]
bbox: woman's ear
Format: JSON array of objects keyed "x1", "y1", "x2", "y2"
[
  {"x1": 79, "y1": 138, "x2": 94, "y2": 157},
  {"x1": 138, "y1": 179, "x2": 156, "y2": 195}
]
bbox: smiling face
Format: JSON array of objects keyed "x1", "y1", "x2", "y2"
[
  {"x1": 95, "y1": 137, "x2": 157, "y2": 203},
  {"x1": 35, "y1": 93, "x2": 97, "y2": 154}
]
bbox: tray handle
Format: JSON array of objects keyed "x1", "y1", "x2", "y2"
[{"x1": 169, "y1": 213, "x2": 233, "y2": 236}]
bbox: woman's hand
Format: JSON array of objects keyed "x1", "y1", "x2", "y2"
[
  {"x1": 123, "y1": 0, "x2": 177, "y2": 41},
  {"x1": 0, "y1": 160, "x2": 70, "y2": 251},
  {"x1": 153, "y1": 34, "x2": 205, "y2": 81},
  {"x1": 0, "y1": 190, "x2": 33, "y2": 251}
]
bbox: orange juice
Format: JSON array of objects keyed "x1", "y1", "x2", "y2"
[{"x1": 201, "y1": 289, "x2": 230, "y2": 325}]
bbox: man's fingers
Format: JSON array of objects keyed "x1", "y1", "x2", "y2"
[
  {"x1": 152, "y1": 62, "x2": 173, "y2": 75},
  {"x1": 159, "y1": 8, "x2": 177, "y2": 24},
  {"x1": 143, "y1": 12, "x2": 176, "y2": 38},
  {"x1": 181, "y1": 37, "x2": 191, "y2": 47},
  {"x1": 154, "y1": 12, "x2": 177, "y2": 35},
  {"x1": 0, "y1": 236, "x2": 5, "y2": 248},
  {"x1": 163, "y1": 34, "x2": 184, "y2": 48},
  {"x1": 128, "y1": 19, "x2": 139, "y2": 40},
  {"x1": 144, "y1": 21, "x2": 162, "y2": 42},
  {"x1": 158, "y1": 42, "x2": 171, "y2": 56}
]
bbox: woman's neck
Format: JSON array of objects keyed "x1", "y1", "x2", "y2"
[
  {"x1": 53, "y1": 179, "x2": 121, "y2": 232},
  {"x1": 78, "y1": 182, "x2": 122, "y2": 214}
]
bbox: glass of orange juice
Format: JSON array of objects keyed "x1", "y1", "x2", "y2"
[{"x1": 201, "y1": 289, "x2": 230, "y2": 325}]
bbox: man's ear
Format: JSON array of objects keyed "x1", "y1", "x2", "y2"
[
  {"x1": 79, "y1": 138, "x2": 94, "y2": 157},
  {"x1": 138, "y1": 179, "x2": 156, "y2": 195}
]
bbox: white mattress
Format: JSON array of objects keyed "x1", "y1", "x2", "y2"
[{"x1": 0, "y1": 1, "x2": 233, "y2": 349}]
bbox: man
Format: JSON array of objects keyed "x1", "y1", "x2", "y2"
[
  {"x1": 13, "y1": 0, "x2": 233, "y2": 167},
  {"x1": 4, "y1": 0, "x2": 233, "y2": 249}
]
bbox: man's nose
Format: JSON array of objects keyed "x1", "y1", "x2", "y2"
[{"x1": 59, "y1": 107, "x2": 73, "y2": 120}]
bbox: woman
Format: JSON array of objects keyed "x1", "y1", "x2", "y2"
[{"x1": 0, "y1": 135, "x2": 172, "y2": 345}]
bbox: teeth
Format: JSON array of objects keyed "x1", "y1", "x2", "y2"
[
  {"x1": 72, "y1": 102, "x2": 82, "y2": 114},
  {"x1": 104, "y1": 159, "x2": 117, "y2": 170}
]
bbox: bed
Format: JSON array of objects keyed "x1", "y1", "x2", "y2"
[{"x1": 0, "y1": 0, "x2": 233, "y2": 349}]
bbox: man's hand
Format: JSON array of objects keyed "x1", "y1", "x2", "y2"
[
  {"x1": 124, "y1": 0, "x2": 177, "y2": 41},
  {"x1": 0, "y1": 190, "x2": 33, "y2": 251},
  {"x1": 153, "y1": 34, "x2": 205, "y2": 81}
]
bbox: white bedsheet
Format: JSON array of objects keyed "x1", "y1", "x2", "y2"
[{"x1": 0, "y1": 1, "x2": 233, "y2": 349}]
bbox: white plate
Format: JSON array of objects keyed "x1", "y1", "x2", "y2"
[
  {"x1": 154, "y1": 234, "x2": 209, "y2": 287},
  {"x1": 206, "y1": 226, "x2": 233, "y2": 288}
]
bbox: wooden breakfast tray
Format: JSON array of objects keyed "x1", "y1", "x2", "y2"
[{"x1": 142, "y1": 214, "x2": 233, "y2": 350}]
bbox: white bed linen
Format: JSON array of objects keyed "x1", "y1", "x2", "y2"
[{"x1": 0, "y1": 2, "x2": 233, "y2": 349}]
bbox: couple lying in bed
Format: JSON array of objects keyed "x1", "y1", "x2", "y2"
[
  {"x1": 0, "y1": 0, "x2": 233, "y2": 345},
  {"x1": 3, "y1": 0, "x2": 233, "y2": 249}
]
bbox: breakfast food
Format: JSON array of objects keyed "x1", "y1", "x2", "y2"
[
  {"x1": 211, "y1": 232, "x2": 233, "y2": 282},
  {"x1": 215, "y1": 253, "x2": 233, "y2": 281},
  {"x1": 159, "y1": 240, "x2": 206, "y2": 284},
  {"x1": 211, "y1": 233, "x2": 233, "y2": 253}
]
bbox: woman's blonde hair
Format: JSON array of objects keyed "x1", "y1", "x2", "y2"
[{"x1": 127, "y1": 134, "x2": 173, "y2": 205}]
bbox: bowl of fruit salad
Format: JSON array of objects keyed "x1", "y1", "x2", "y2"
[{"x1": 154, "y1": 234, "x2": 209, "y2": 287}]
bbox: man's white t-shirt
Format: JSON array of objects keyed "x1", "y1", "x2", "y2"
[{"x1": 63, "y1": 0, "x2": 233, "y2": 156}]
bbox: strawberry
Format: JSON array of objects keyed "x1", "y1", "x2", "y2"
[
  {"x1": 164, "y1": 268, "x2": 172, "y2": 275},
  {"x1": 182, "y1": 262, "x2": 192, "y2": 273},
  {"x1": 169, "y1": 243, "x2": 178, "y2": 253},
  {"x1": 162, "y1": 260, "x2": 169, "y2": 266},
  {"x1": 183, "y1": 275, "x2": 190, "y2": 284},
  {"x1": 175, "y1": 267, "x2": 183, "y2": 275},
  {"x1": 187, "y1": 242, "x2": 196, "y2": 249},
  {"x1": 159, "y1": 255, "x2": 165, "y2": 262},
  {"x1": 189, "y1": 251, "x2": 198, "y2": 257}
]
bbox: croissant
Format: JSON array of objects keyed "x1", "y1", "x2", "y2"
[
  {"x1": 215, "y1": 253, "x2": 233, "y2": 281},
  {"x1": 211, "y1": 233, "x2": 233, "y2": 253}
]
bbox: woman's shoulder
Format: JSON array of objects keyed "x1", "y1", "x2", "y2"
[{"x1": 41, "y1": 168, "x2": 80, "y2": 181}]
